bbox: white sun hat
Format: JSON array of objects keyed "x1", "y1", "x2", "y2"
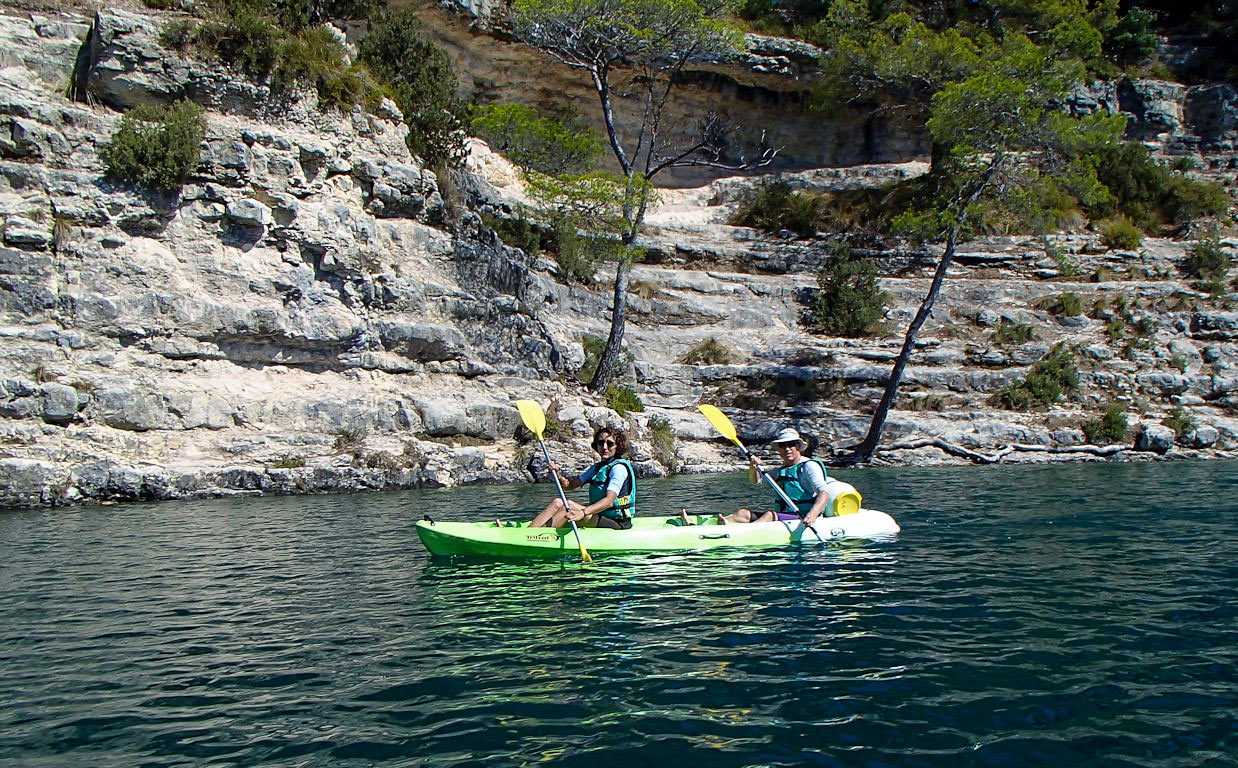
[{"x1": 771, "y1": 428, "x2": 805, "y2": 447}]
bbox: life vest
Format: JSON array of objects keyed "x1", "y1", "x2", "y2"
[
  {"x1": 774, "y1": 458, "x2": 830, "y2": 516},
  {"x1": 587, "y1": 458, "x2": 636, "y2": 519}
]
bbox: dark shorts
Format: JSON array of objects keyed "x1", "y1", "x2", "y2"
[{"x1": 595, "y1": 515, "x2": 633, "y2": 530}]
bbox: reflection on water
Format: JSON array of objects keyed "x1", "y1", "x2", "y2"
[{"x1": 1, "y1": 461, "x2": 1235, "y2": 767}]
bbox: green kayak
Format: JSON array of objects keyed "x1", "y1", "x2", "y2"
[{"x1": 415, "y1": 508, "x2": 900, "y2": 559}]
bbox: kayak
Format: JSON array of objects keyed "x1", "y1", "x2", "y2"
[{"x1": 415, "y1": 508, "x2": 900, "y2": 559}]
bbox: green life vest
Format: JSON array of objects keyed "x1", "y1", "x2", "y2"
[
  {"x1": 774, "y1": 458, "x2": 830, "y2": 516},
  {"x1": 587, "y1": 458, "x2": 636, "y2": 519}
]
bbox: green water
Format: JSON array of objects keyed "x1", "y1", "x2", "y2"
[{"x1": 1, "y1": 460, "x2": 1234, "y2": 766}]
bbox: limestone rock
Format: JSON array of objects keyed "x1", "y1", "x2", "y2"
[{"x1": 1134, "y1": 423, "x2": 1176, "y2": 453}]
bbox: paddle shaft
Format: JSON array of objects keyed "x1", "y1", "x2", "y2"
[{"x1": 538, "y1": 439, "x2": 590, "y2": 556}]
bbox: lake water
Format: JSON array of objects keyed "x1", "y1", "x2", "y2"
[{"x1": 1, "y1": 460, "x2": 1234, "y2": 767}]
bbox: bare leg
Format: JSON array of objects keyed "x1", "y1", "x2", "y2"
[
  {"x1": 678, "y1": 508, "x2": 692, "y2": 526},
  {"x1": 529, "y1": 498, "x2": 569, "y2": 527},
  {"x1": 752, "y1": 510, "x2": 776, "y2": 523}
]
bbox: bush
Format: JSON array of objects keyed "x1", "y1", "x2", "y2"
[
  {"x1": 1163, "y1": 406, "x2": 1195, "y2": 440},
  {"x1": 194, "y1": 4, "x2": 283, "y2": 79},
  {"x1": 648, "y1": 415, "x2": 678, "y2": 471},
  {"x1": 731, "y1": 181, "x2": 822, "y2": 237},
  {"x1": 482, "y1": 211, "x2": 542, "y2": 255},
  {"x1": 1099, "y1": 217, "x2": 1142, "y2": 250},
  {"x1": 1081, "y1": 403, "x2": 1128, "y2": 444},
  {"x1": 469, "y1": 102, "x2": 602, "y2": 176},
  {"x1": 102, "y1": 100, "x2": 206, "y2": 193},
  {"x1": 550, "y1": 216, "x2": 603, "y2": 285},
  {"x1": 993, "y1": 319, "x2": 1036, "y2": 346},
  {"x1": 680, "y1": 337, "x2": 733, "y2": 365},
  {"x1": 996, "y1": 343, "x2": 1079, "y2": 410},
  {"x1": 1182, "y1": 235, "x2": 1231, "y2": 285},
  {"x1": 807, "y1": 242, "x2": 888, "y2": 337},
  {"x1": 606, "y1": 385, "x2": 643, "y2": 415},
  {"x1": 1038, "y1": 292, "x2": 1084, "y2": 317},
  {"x1": 1087, "y1": 141, "x2": 1229, "y2": 229},
  {"x1": 358, "y1": 7, "x2": 467, "y2": 168}
]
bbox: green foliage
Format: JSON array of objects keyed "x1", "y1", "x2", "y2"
[
  {"x1": 469, "y1": 102, "x2": 603, "y2": 176},
  {"x1": 606, "y1": 385, "x2": 643, "y2": 415},
  {"x1": 1099, "y1": 217, "x2": 1142, "y2": 250},
  {"x1": 550, "y1": 216, "x2": 601, "y2": 284},
  {"x1": 1049, "y1": 244, "x2": 1080, "y2": 278},
  {"x1": 482, "y1": 211, "x2": 542, "y2": 256},
  {"x1": 807, "y1": 242, "x2": 888, "y2": 337},
  {"x1": 102, "y1": 100, "x2": 206, "y2": 193},
  {"x1": 578, "y1": 334, "x2": 606, "y2": 384},
  {"x1": 1163, "y1": 406, "x2": 1195, "y2": 440},
  {"x1": 993, "y1": 319, "x2": 1036, "y2": 346},
  {"x1": 358, "y1": 7, "x2": 467, "y2": 167},
  {"x1": 1182, "y1": 235, "x2": 1231, "y2": 283},
  {"x1": 1105, "y1": 7, "x2": 1160, "y2": 67},
  {"x1": 333, "y1": 426, "x2": 367, "y2": 451},
  {"x1": 996, "y1": 343, "x2": 1079, "y2": 410},
  {"x1": 648, "y1": 415, "x2": 678, "y2": 471},
  {"x1": 1169, "y1": 353, "x2": 1187, "y2": 373},
  {"x1": 271, "y1": 455, "x2": 307, "y2": 468},
  {"x1": 679, "y1": 337, "x2": 733, "y2": 365},
  {"x1": 1081, "y1": 403, "x2": 1128, "y2": 444},
  {"x1": 273, "y1": 25, "x2": 382, "y2": 110},
  {"x1": 1038, "y1": 292, "x2": 1083, "y2": 317},
  {"x1": 194, "y1": 2, "x2": 284, "y2": 79},
  {"x1": 731, "y1": 181, "x2": 821, "y2": 237},
  {"x1": 1086, "y1": 141, "x2": 1229, "y2": 229}
]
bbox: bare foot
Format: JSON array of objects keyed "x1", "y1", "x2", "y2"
[
  {"x1": 715, "y1": 513, "x2": 727, "y2": 526},
  {"x1": 677, "y1": 508, "x2": 692, "y2": 526},
  {"x1": 494, "y1": 518, "x2": 504, "y2": 527}
]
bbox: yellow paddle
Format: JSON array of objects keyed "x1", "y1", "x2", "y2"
[
  {"x1": 516, "y1": 399, "x2": 593, "y2": 564},
  {"x1": 698, "y1": 404, "x2": 824, "y2": 542}
]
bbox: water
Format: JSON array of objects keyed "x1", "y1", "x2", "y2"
[{"x1": 1, "y1": 461, "x2": 1234, "y2": 768}]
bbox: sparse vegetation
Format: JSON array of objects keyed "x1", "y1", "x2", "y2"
[
  {"x1": 271, "y1": 455, "x2": 307, "y2": 468},
  {"x1": 1099, "y1": 217, "x2": 1142, "y2": 250},
  {"x1": 1163, "y1": 406, "x2": 1196, "y2": 440},
  {"x1": 102, "y1": 100, "x2": 206, "y2": 193},
  {"x1": 1038, "y1": 292, "x2": 1083, "y2": 317},
  {"x1": 995, "y1": 344, "x2": 1080, "y2": 410},
  {"x1": 993, "y1": 319, "x2": 1037, "y2": 346},
  {"x1": 1169, "y1": 353, "x2": 1188, "y2": 373},
  {"x1": 807, "y1": 242, "x2": 888, "y2": 337},
  {"x1": 469, "y1": 102, "x2": 602, "y2": 176},
  {"x1": 731, "y1": 181, "x2": 822, "y2": 237},
  {"x1": 483, "y1": 211, "x2": 542, "y2": 256},
  {"x1": 606, "y1": 385, "x2": 643, "y2": 415},
  {"x1": 1081, "y1": 403, "x2": 1128, "y2": 444},
  {"x1": 1182, "y1": 235, "x2": 1232, "y2": 296},
  {"x1": 648, "y1": 415, "x2": 678, "y2": 471},
  {"x1": 333, "y1": 426, "x2": 367, "y2": 451},
  {"x1": 680, "y1": 337, "x2": 733, "y2": 365}
]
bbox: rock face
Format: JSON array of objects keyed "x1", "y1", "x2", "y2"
[{"x1": 0, "y1": 5, "x2": 1235, "y2": 508}]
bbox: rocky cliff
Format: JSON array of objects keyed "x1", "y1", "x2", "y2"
[{"x1": 0, "y1": 3, "x2": 1235, "y2": 507}]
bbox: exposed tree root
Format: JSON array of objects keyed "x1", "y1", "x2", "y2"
[{"x1": 874, "y1": 437, "x2": 1126, "y2": 464}]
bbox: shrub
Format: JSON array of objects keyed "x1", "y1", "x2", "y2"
[
  {"x1": 731, "y1": 181, "x2": 822, "y2": 237},
  {"x1": 807, "y1": 241, "x2": 888, "y2": 337},
  {"x1": 1081, "y1": 403, "x2": 1128, "y2": 444},
  {"x1": 358, "y1": 7, "x2": 467, "y2": 168},
  {"x1": 482, "y1": 211, "x2": 542, "y2": 255},
  {"x1": 1048, "y1": 244, "x2": 1080, "y2": 279},
  {"x1": 1182, "y1": 235, "x2": 1231, "y2": 284},
  {"x1": 1163, "y1": 406, "x2": 1195, "y2": 440},
  {"x1": 993, "y1": 319, "x2": 1036, "y2": 346},
  {"x1": 648, "y1": 415, "x2": 678, "y2": 471},
  {"x1": 1099, "y1": 217, "x2": 1142, "y2": 250},
  {"x1": 274, "y1": 26, "x2": 381, "y2": 110},
  {"x1": 194, "y1": 4, "x2": 283, "y2": 79},
  {"x1": 606, "y1": 385, "x2": 643, "y2": 415},
  {"x1": 1038, "y1": 292, "x2": 1083, "y2": 317},
  {"x1": 996, "y1": 343, "x2": 1079, "y2": 410},
  {"x1": 271, "y1": 455, "x2": 307, "y2": 468},
  {"x1": 1086, "y1": 141, "x2": 1228, "y2": 229},
  {"x1": 469, "y1": 102, "x2": 603, "y2": 176},
  {"x1": 550, "y1": 216, "x2": 602, "y2": 285},
  {"x1": 102, "y1": 100, "x2": 206, "y2": 193},
  {"x1": 1169, "y1": 353, "x2": 1187, "y2": 373},
  {"x1": 333, "y1": 426, "x2": 367, "y2": 451},
  {"x1": 578, "y1": 334, "x2": 606, "y2": 384},
  {"x1": 680, "y1": 337, "x2": 733, "y2": 365}
]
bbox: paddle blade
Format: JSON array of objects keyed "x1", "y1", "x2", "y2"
[
  {"x1": 516, "y1": 399, "x2": 546, "y2": 440},
  {"x1": 578, "y1": 537, "x2": 593, "y2": 564},
  {"x1": 698, "y1": 404, "x2": 740, "y2": 446}
]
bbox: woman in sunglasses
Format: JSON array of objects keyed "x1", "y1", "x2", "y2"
[{"x1": 527, "y1": 427, "x2": 636, "y2": 530}]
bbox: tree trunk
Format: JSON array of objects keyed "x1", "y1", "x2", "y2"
[
  {"x1": 587, "y1": 258, "x2": 631, "y2": 393},
  {"x1": 835, "y1": 227, "x2": 961, "y2": 465}
]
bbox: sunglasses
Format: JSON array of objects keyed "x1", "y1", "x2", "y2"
[{"x1": 594, "y1": 439, "x2": 616, "y2": 448}]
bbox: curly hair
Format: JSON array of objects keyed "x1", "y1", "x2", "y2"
[{"x1": 592, "y1": 426, "x2": 628, "y2": 457}]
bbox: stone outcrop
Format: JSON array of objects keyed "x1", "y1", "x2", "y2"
[{"x1": 0, "y1": 4, "x2": 1235, "y2": 508}]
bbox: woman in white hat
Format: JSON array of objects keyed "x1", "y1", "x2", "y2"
[{"x1": 683, "y1": 427, "x2": 831, "y2": 525}]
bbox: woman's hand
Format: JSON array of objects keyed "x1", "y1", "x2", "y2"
[{"x1": 565, "y1": 507, "x2": 585, "y2": 522}]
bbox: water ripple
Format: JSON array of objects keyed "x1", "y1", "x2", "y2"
[{"x1": 0, "y1": 461, "x2": 1235, "y2": 767}]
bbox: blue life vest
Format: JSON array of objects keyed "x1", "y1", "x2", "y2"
[
  {"x1": 587, "y1": 458, "x2": 636, "y2": 519},
  {"x1": 774, "y1": 458, "x2": 829, "y2": 516}
]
